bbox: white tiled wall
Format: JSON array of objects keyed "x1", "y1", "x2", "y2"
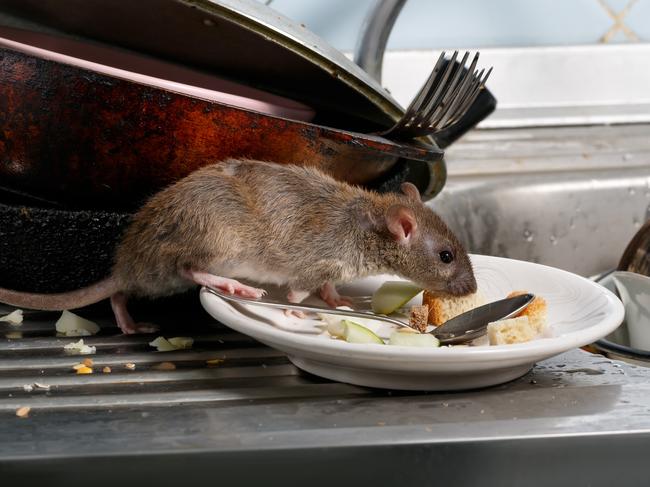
[{"x1": 264, "y1": 0, "x2": 650, "y2": 51}]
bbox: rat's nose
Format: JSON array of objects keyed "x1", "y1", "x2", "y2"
[{"x1": 447, "y1": 273, "x2": 477, "y2": 296}]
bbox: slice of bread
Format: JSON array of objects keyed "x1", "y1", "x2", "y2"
[
  {"x1": 422, "y1": 290, "x2": 487, "y2": 326},
  {"x1": 409, "y1": 305, "x2": 429, "y2": 333},
  {"x1": 507, "y1": 291, "x2": 547, "y2": 334},
  {"x1": 487, "y1": 316, "x2": 536, "y2": 345}
]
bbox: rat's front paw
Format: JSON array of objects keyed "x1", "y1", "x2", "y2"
[{"x1": 320, "y1": 282, "x2": 353, "y2": 308}]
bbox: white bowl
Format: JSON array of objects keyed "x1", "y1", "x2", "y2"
[
  {"x1": 200, "y1": 255, "x2": 624, "y2": 391},
  {"x1": 612, "y1": 271, "x2": 650, "y2": 350}
]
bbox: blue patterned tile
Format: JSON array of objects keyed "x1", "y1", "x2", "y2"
[
  {"x1": 604, "y1": 28, "x2": 635, "y2": 42},
  {"x1": 386, "y1": 0, "x2": 613, "y2": 48},
  {"x1": 600, "y1": 0, "x2": 639, "y2": 13},
  {"x1": 624, "y1": 0, "x2": 650, "y2": 41},
  {"x1": 266, "y1": 0, "x2": 645, "y2": 50}
]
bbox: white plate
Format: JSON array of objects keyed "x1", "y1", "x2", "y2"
[{"x1": 200, "y1": 255, "x2": 624, "y2": 391}]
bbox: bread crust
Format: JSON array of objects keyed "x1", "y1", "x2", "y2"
[
  {"x1": 507, "y1": 291, "x2": 547, "y2": 334},
  {"x1": 422, "y1": 290, "x2": 486, "y2": 325}
]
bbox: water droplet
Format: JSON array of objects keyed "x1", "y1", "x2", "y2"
[
  {"x1": 569, "y1": 218, "x2": 576, "y2": 229},
  {"x1": 629, "y1": 187, "x2": 636, "y2": 196},
  {"x1": 523, "y1": 229, "x2": 534, "y2": 242},
  {"x1": 549, "y1": 235, "x2": 558, "y2": 245},
  {"x1": 623, "y1": 153, "x2": 633, "y2": 161},
  {"x1": 633, "y1": 218, "x2": 641, "y2": 228}
]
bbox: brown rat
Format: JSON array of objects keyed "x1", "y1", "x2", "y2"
[{"x1": 0, "y1": 159, "x2": 476, "y2": 333}]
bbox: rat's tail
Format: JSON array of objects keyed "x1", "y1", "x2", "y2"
[{"x1": 0, "y1": 277, "x2": 118, "y2": 311}]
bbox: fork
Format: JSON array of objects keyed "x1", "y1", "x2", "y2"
[{"x1": 381, "y1": 51, "x2": 492, "y2": 140}]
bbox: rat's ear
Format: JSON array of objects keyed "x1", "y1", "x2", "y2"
[
  {"x1": 386, "y1": 205, "x2": 417, "y2": 245},
  {"x1": 400, "y1": 182, "x2": 421, "y2": 202}
]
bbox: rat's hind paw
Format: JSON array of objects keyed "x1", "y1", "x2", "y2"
[
  {"x1": 111, "y1": 293, "x2": 159, "y2": 335},
  {"x1": 234, "y1": 285, "x2": 266, "y2": 299},
  {"x1": 127, "y1": 322, "x2": 159, "y2": 335},
  {"x1": 117, "y1": 321, "x2": 159, "y2": 335},
  {"x1": 182, "y1": 269, "x2": 265, "y2": 298}
]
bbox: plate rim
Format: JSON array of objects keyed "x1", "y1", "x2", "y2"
[{"x1": 200, "y1": 254, "x2": 625, "y2": 364}]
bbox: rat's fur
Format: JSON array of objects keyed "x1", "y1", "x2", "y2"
[{"x1": 0, "y1": 159, "x2": 476, "y2": 332}]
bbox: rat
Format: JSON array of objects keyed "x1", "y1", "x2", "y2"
[{"x1": 0, "y1": 159, "x2": 477, "y2": 334}]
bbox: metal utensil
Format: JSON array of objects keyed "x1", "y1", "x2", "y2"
[
  {"x1": 433, "y1": 293, "x2": 535, "y2": 345},
  {"x1": 380, "y1": 51, "x2": 492, "y2": 140},
  {"x1": 205, "y1": 287, "x2": 534, "y2": 345}
]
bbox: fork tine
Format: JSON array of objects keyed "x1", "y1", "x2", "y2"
[
  {"x1": 452, "y1": 66, "x2": 492, "y2": 124},
  {"x1": 450, "y1": 68, "x2": 486, "y2": 123},
  {"x1": 407, "y1": 52, "x2": 447, "y2": 114},
  {"x1": 388, "y1": 52, "x2": 447, "y2": 134},
  {"x1": 407, "y1": 51, "x2": 460, "y2": 128},
  {"x1": 434, "y1": 52, "x2": 480, "y2": 129},
  {"x1": 440, "y1": 69, "x2": 482, "y2": 128},
  {"x1": 380, "y1": 50, "x2": 491, "y2": 140},
  {"x1": 420, "y1": 51, "x2": 470, "y2": 129},
  {"x1": 410, "y1": 65, "x2": 490, "y2": 138}
]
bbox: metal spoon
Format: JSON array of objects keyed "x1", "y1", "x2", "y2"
[{"x1": 205, "y1": 287, "x2": 535, "y2": 345}]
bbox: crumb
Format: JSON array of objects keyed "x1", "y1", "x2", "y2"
[
  {"x1": 33, "y1": 382, "x2": 50, "y2": 391},
  {"x1": 102, "y1": 366, "x2": 112, "y2": 374},
  {"x1": 0, "y1": 309, "x2": 23, "y2": 325},
  {"x1": 82, "y1": 358, "x2": 94, "y2": 367},
  {"x1": 63, "y1": 339, "x2": 96, "y2": 355},
  {"x1": 15, "y1": 406, "x2": 30, "y2": 418},
  {"x1": 488, "y1": 316, "x2": 536, "y2": 345},
  {"x1": 152, "y1": 362, "x2": 176, "y2": 371},
  {"x1": 22, "y1": 384, "x2": 33, "y2": 393},
  {"x1": 125, "y1": 363, "x2": 136, "y2": 371},
  {"x1": 206, "y1": 358, "x2": 224, "y2": 366},
  {"x1": 409, "y1": 305, "x2": 429, "y2": 333},
  {"x1": 76, "y1": 365, "x2": 93, "y2": 374}
]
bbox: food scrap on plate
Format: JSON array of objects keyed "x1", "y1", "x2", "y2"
[{"x1": 317, "y1": 281, "x2": 548, "y2": 347}]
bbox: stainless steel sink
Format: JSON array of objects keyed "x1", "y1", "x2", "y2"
[{"x1": 431, "y1": 123, "x2": 650, "y2": 276}]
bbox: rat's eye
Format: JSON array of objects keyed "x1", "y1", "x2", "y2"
[{"x1": 439, "y1": 250, "x2": 454, "y2": 264}]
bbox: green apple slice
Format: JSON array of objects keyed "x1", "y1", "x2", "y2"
[
  {"x1": 371, "y1": 281, "x2": 423, "y2": 314},
  {"x1": 342, "y1": 320, "x2": 384, "y2": 344},
  {"x1": 389, "y1": 331, "x2": 440, "y2": 347}
]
